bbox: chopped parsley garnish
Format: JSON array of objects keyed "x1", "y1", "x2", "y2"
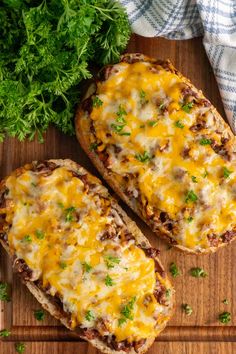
[
  {"x1": 219, "y1": 311, "x2": 231, "y2": 324},
  {"x1": 105, "y1": 255, "x2": 121, "y2": 269},
  {"x1": 105, "y1": 275, "x2": 114, "y2": 286},
  {"x1": 135, "y1": 151, "x2": 151, "y2": 163},
  {"x1": 65, "y1": 206, "x2": 76, "y2": 222},
  {"x1": 57, "y1": 202, "x2": 64, "y2": 209},
  {"x1": 34, "y1": 309, "x2": 45, "y2": 321},
  {"x1": 166, "y1": 289, "x2": 172, "y2": 299},
  {"x1": 85, "y1": 310, "x2": 95, "y2": 321},
  {"x1": 82, "y1": 262, "x2": 92, "y2": 273},
  {"x1": 111, "y1": 123, "x2": 125, "y2": 133},
  {"x1": 203, "y1": 170, "x2": 208, "y2": 178},
  {"x1": 182, "y1": 102, "x2": 194, "y2": 113},
  {"x1": 0, "y1": 282, "x2": 10, "y2": 302},
  {"x1": 148, "y1": 120, "x2": 158, "y2": 127},
  {"x1": 0, "y1": 329, "x2": 11, "y2": 337},
  {"x1": 169, "y1": 262, "x2": 181, "y2": 278},
  {"x1": 31, "y1": 182, "x2": 37, "y2": 187},
  {"x1": 190, "y1": 267, "x2": 207, "y2": 278},
  {"x1": 35, "y1": 230, "x2": 44, "y2": 240},
  {"x1": 199, "y1": 138, "x2": 212, "y2": 145},
  {"x1": 186, "y1": 216, "x2": 194, "y2": 223},
  {"x1": 116, "y1": 105, "x2": 127, "y2": 122},
  {"x1": 15, "y1": 343, "x2": 26, "y2": 354},
  {"x1": 139, "y1": 89, "x2": 148, "y2": 105},
  {"x1": 191, "y1": 176, "x2": 197, "y2": 183},
  {"x1": 120, "y1": 296, "x2": 136, "y2": 320},
  {"x1": 185, "y1": 190, "x2": 198, "y2": 203},
  {"x1": 223, "y1": 299, "x2": 229, "y2": 305},
  {"x1": 119, "y1": 132, "x2": 131, "y2": 136},
  {"x1": 182, "y1": 304, "x2": 193, "y2": 316},
  {"x1": 89, "y1": 142, "x2": 99, "y2": 151},
  {"x1": 223, "y1": 167, "x2": 233, "y2": 178},
  {"x1": 59, "y1": 262, "x2": 67, "y2": 269},
  {"x1": 175, "y1": 120, "x2": 184, "y2": 129},
  {"x1": 92, "y1": 96, "x2": 103, "y2": 108},
  {"x1": 159, "y1": 102, "x2": 165, "y2": 110},
  {"x1": 118, "y1": 318, "x2": 127, "y2": 327},
  {"x1": 23, "y1": 235, "x2": 32, "y2": 243}
]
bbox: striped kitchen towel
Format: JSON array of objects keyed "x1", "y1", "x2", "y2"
[{"x1": 120, "y1": 0, "x2": 236, "y2": 133}]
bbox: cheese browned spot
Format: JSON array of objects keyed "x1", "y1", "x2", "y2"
[
  {"x1": 84, "y1": 59, "x2": 236, "y2": 252},
  {"x1": 3, "y1": 165, "x2": 172, "y2": 343}
]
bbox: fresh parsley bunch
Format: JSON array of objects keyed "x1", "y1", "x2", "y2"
[{"x1": 0, "y1": 0, "x2": 131, "y2": 141}]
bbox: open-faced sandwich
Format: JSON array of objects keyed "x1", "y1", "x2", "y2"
[
  {"x1": 0, "y1": 159, "x2": 173, "y2": 354},
  {"x1": 76, "y1": 53, "x2": 236, "y2": 254}
]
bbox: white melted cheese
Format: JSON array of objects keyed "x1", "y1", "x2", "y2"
[{"x1": 5, "y1": 166, "x2": 172, "y2": 342}]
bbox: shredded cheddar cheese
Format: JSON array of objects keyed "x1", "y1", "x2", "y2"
[
  {"x1": 86, "y1": 60, "x2": 236, "y2": 252},
  {"x1": 4, "y1": 165, "x2": 172, "y2": 343}
]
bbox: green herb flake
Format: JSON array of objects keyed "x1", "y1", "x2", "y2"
[
  {"x1": 57, "y1": 202, "x2": 64, "y2": 209},
  {"x1": 119, "y1": 132, "x2": 131, "y2": 136},
  {"x1": 116, "y1": 105, "x2": 127, "y2": 124},
  {"x1": 85, "y1": 310, "x2": 95, "y2": 322},
  {"x1": 159, "y1": 102, "x2": 165, "y2": 111},
  {"x1": 186, "y1": 216, "x2": 194, "y2": 223},
  {"x1": 82, "y1": 262, "x2": 92, "y2": 273},
  {"x1": 35, "y1": 229, "x2": 44, "y2": 240},
  {"x1": 190, "y1": 267, "x2": 207, "y2": 278},
  {"x1": 185, "y1": 190, "x2": 198, "y2": 203},
  {"x1": 105, "y1": 274, "x2": 114, "y2": 287},
  {"x1": 148, "y1": 120, "x2": 158, "y2": 127},
  {"x1": 182, "y1": 102, "x2": 194, "y2": 113},
  {"x1": 118, "y1": 317, "x2": 127, "y2": 327},
  {"x1": 89, "y1": 142, "x2": 99, "y2": 151},
  {"x1": 65, "y1": 206, "x2": 76, "y2": 222},
  {"x1": 135, "y1": 151, "x2": 151, "y2": 163},
  {"x1": 0, "y1": 282, "x2": 10, "y2": 302},
  {"x1": 92, "y1": 96, "x2": 103, "y2": 108},
  {"x1": 120, "y1": 296, "x2": 136, "y2": 320},
  {"x1": 223, "y1": 299, "x2": 229, "y2": 305},
  {"x1": 22, "y1": 235, "x2": 32, "y2": 243},
  {"x1": 105, "y1": 255, "x2": 121, "y2": 269},
  {"x1": 169, "y1": 262, "x2": 181, "y2": 278},
  {"x1": 15, "y1": 343, "x2": 26, "y2": 354},
  {"x1": 175, "y1": 120, "x2": 184, "y2": 129},
  {"x1": 223, "y1": 167, "x2": 233, "y2": 178},
  {"x1": 199, "y1": 138, "x2": 212, "y2": 145},
  {"x1": 31, "y1": 182, "x2": 37, "y2": 187},
  {"x1": 166, "y1": 289, "x2": 171, "y2": 299},
  {"x1": 34, "y1": 309, "x2": 45, "y2": 321},
  {"x1": 191, "y1": 176, "x2": 197, "y2": 183},
  {"x1": 0, "y1": 329, "x2": 11, "y2": 337},
  {"x1": 219, "y1": 311, "x2": 231, "y2": 324},
  {"x1": 59, "y1": 262, "x2": 67, "y2": 270},
  {"x1": 203, "y1": 170, "x2": 209, "y2": 178},
  {"x1": 182, "y1": 304, "x2": 193, "y2": 316},
  {"x1": 139, "y1": 89, "x2": 148, "y2": 105}
]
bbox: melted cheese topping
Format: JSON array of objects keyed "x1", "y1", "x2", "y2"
[
  {"x1": 87, "y1": 61, "x2": 236, "y2": 251},
  {"x1": 5, "y1": 165, "x2": 172, "y2": 342}
]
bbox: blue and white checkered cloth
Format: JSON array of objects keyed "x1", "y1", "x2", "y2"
[{"x1": 120, "y1": 0, "x2": 236, "y2": 133}]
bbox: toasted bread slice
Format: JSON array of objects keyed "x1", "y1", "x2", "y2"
[
  {"x1": 0, "y1": 159, "x2": 173, "y2": 354},
  {"x1": 75, "y1": 53, "x2": 236, "y2": 254}
]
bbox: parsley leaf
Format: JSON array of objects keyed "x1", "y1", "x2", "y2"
[
  {"x1": 105, "y1": 274, "x2": 114, "y2": 286},
  {"x1": 82, "y1": 262, "x2": 92, "y2": 273},
  {"x1": 15, "y1": 343, "x2": 26, "y2": 354},
  {"x1": 22, "y1": 235, "x2": 32, "y2": 243},
  {"x1": 92, "y1": 96, "x2": 103, "y2": 108},
  {"x1": 135, "y1": 151, "x2": 151, "y2": 163},
  {"x1": 0, "y1": 282, "x2": 10, "y2": 302},
  {"x1": 191, "y1": 176, "x2": 197, "y2": 183},
  {"x1": 182, "y1": 303, "x2": 193, "y2": 316},
  {"x1": 175, "y1": 120, "x2": 184, "y2": 129},
  {"x1": 59, "y1": 262, "x2": 67, "y2": 269},
  {"x1": 148, "y1": 120, "x2": 158, "y2": 127},
  {"x1": 185, "y1": 190, "x2": 198, "y2": 203},
  {"x1": 118, "y1": 317, "x2": 127, "y2": 327},
  {"x1": 139, "y1": 89, "x2": 148, "y2": 105},
  {"x1": 0, "y1": 1, "x2": 131, "y2": 141},
  {"x1": 219, "y1": 311, "x2": 231, "y2": 324},
  {"x1": 190, "y1": 267, "x2": 207, "y2": 278},
  {"x1": 223, "y1": 167, "x2": 233, "y2": 178},
  {"x1": 89, "y1": 142, "x2": 99, "y2": 151},
  {"x1": 186, "y1": 216, "x2": 194, "y2": 223},
  {"x1": 0, "y1": 329, "x2": 11, "y2": 337},
  {"x1": 35, "y1": 230, "x2": 44, "y2": 240},
  {"x1": 65, "y1": 206, "x2": 76, "y2": 222},
  {"x1": 85, "y1": 310, "x2": 95, "y2": 321},
  {"x1": 120, "y1": 296, "x2": 136, "y2": 320},
  {"x1": 34, "y1": 309, "x2": 45, "y2": 321},
  {"x1": 105, "y1": 255, "x2": 121, "y2": 269},
  {"x1": 182, "y1": 102, "x2": 194, "y2": 113},
  {"x1": 199, "y1": 138, "x2": 212, "y2": 145},
  {"x1": 169, "y1": 262, "x2": 181, "y2": 278}
]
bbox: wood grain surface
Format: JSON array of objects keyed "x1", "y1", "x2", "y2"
[{"x1": 0, "y1": 35, "x2": 236, "y2": 354}]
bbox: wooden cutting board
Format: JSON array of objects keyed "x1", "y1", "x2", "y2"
[{"x1": 0, "y1": 35, "x2": 236, "y2": 354}]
